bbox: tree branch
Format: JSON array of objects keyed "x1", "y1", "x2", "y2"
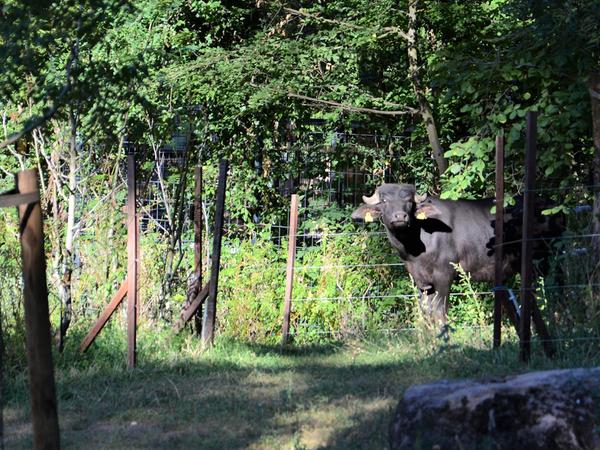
[
  {"x1": 0, "y1": 30, "x2": 80, "y2": 149},
  {"x1": 287, "y1": 92, "x2": 419, "y2": 116},
  {"x1": 406, "y1": 0, "x2": 447, "y2": 176},
  {"x1": 283, "y1": 7, "x2": 408, "y2": 40}
]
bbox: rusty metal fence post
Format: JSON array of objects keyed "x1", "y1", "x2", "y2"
[
  {"x1": 494, "y1": 135, "x2": 505, "y2": 348},
  {"x1": 201, "y1": 159, "x2": 228, "y2": 347},
  {"x1": 127, "y1": 152, "x2": 138, "y2": 368},
  {"x1": 281, "y1": 194, "x2": 299, "y2": 345}
]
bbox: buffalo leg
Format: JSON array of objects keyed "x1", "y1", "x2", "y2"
[
  {"x1": 418, "y1": 287, "x2": 434, "y2": 319},
  {"x1": 432, "y1": 284, "x2": 450, "y2": 324},
  {"x1": 419, "y1": 287, "x2": 449, "y2": 324}
]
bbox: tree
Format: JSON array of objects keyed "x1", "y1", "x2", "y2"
[{"x1": 0, "y1": 0, "x2": 146, "y2": 347}]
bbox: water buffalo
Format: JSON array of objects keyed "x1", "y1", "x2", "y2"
[{"x1": 352, "y1": 183, "x2": 562, "y2": 323}]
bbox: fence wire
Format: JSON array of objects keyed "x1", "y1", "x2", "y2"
[
  {"x1": 123, "y1": 131, "x2": 600, "y2": 348},
  {"x1": 524, "y1": 183, "x2": 600, "y2": 193},
  {"x1": 292, "y1": 292, "x2": 494, "y2": 303},
  {"x1": 276, "y1": 169, "x2": 600, "y2": 345}
]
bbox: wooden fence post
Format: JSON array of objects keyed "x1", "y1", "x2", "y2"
[
  {"x1": 16, "y1": 169, "x2": 61, "y2": 450},
  {"x1": 519, "y1": 112, "x2": 555, "y2": 360},
  {"x1": 494, "y1": 135, "x2": 505, "y2": 348},
  {"x1": 127, "y1": 153, "x2": 138, "y2": 369},
  {"x1": 194, "y1": 164, "x2": 203, "y2": 335},
  {"x1": 0, "y1": 299, "x2": 3, "y2": 450},
  {"x1": 201, "y1": 159, "x2": 228, "y2": 347},
  {"x1": 281, "y1": 194, "x2": 299, "y2": 345}
]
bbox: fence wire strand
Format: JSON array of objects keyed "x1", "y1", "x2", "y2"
[
  {"x1": 294, "y1": 262, "x2": 405, "y2": 271},
  {"x1": 524, "y1": 183, "x2": 600, "y2": 193},
  {"x1": 292, "y1": 292, "x2": 494, "y2": 302},
  {"x1": 128, "y1": 139, "x2": 600, "y2": 349},
  {"x1": 497, "y1": 233, "x2": 600, "y2": 247}
]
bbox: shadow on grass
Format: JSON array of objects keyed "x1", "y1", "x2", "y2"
[{"x1": 5, "y1": 329, "x2": 600, "y2": 450}]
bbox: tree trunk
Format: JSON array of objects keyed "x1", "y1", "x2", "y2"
[
  {"x1": 589, "y1": 74, "x2": 600, "y2": 296},
  {"x1": 407, "y1": 0, "x2": 448, "y2": 178},
  {"x1": 156, "y1": 132, "x2": 192, "y2": 319},
  {"x1": 57, "y1": 110, "x2": 78, "y2": 352}
]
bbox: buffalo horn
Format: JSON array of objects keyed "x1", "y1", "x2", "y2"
[{"x1": 362, "y1": 191, "x2": 380, "y2": 205}]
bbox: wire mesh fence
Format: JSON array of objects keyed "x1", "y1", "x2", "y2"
[
  {"x1": 117, "y1": 126, "x2": 600, "y2": 348},
  {"x1": 277, "y1": 174, "x2": 600, "y2": 344}
]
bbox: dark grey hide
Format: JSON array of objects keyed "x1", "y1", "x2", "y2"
[{"x1": 352, "y1": 183, "x2": 511, "y2": 323}]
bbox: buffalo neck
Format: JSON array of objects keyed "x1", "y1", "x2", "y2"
[{"x1": 385, "y1": 222, "x2": 426, "y2": 259}]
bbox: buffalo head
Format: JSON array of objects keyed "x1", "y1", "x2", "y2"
[{"x1": 352, "y1": 183, "x2": 438, "y2": 230}]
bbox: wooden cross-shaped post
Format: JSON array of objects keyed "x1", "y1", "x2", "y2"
[{"x1": 1, "y1": 169, "x2": 60, "y2": 450}]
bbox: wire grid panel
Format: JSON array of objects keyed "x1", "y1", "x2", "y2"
[
  {"x1": 285, "y1": 175, "x2": 600, "y2": 341},
  {"x1": 284, "y1": 182, "x2": 414, "y2": 339},
  {"x1": 138, "y1": 147, "x2": 190, "y2": 234}
]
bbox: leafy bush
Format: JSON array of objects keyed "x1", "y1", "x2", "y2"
[{"x1": 0, "y1": 210, "x2": 27, "y2": 371}]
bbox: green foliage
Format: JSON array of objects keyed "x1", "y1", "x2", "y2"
[
  {"x1": 217, "y1": 221, "x2": 416, "y2": 344},
  {"x1": 0, "y1": 210, "x2": 27, "y2": 372},
  {"x1": 441, "y1": 137, "x2": 494, "y2": 199},
  {"x1": 448, "y1": 263, "x2": 490, "y2": 326},
  {"x1": 432, "y1": 0, "x2": 598, "y2": 200}
]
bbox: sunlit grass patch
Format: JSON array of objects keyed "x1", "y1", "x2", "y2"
[{"x1": 4, "y1": 325, "x2": 600, "y2": 449}]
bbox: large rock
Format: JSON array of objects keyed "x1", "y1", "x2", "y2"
[{"x1": 389, "y1": 367, "x2": 600, "y2": 450}]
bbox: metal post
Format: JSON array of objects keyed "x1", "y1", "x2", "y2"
[
  {"x1": 194, "y1": 164, "x2": 203, "y2": 335},
  {"x1": 201, "y1": 160, "x2": 228, "y2": 347},
  {"x1": 520, "y1": 112, "x2": 537, "y2": 362},
  {"x1": 135, "y1": 209, "x2": 140, "y2": 324},
  {"x1": 16, "y1": 169, "x2": 61, "y2": 450},
  {"x1": 79, "y1": 279, "x2": 128, "y2": 353},
  {"x1": 588, "y1": 75, "x2": 600, "y2": 305},
  {"x1": 127, "y1": 153, "x2": 138, "y2": 368},
  {"x1": 281, "y1": 194, "x2": 299, "y2": 345},
  {"x1": 494, "y1": 135, "x2": 504, "y2": 348}
]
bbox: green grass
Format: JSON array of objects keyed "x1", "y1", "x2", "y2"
[{"x1": 4, "y1": 322, "x2": 600, "y2": 449}]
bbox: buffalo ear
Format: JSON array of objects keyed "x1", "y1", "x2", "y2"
[
  {"x1": 414, "y1": 192, "x2": 428, "y2": 203},
  {"x1": 415, "y1": 202, "x2": 442, "y2": 221},
  {"x1": 351, "y1": 204, "x2": 382, "y2": 223}
]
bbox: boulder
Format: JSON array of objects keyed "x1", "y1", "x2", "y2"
[{"x1": 389, "y1": 367, "x2": 600, "y2": 450}]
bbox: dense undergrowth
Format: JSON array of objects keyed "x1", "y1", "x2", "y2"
[
  {"x1": 2, "y1": 204, "x2": 600, "y2": 377},
  {"x1": 0, "y1": 213, "x2": 490, "y2": 373}
]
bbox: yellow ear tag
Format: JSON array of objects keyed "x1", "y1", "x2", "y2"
[
  {"x1": 416, "y1": 211, "x2": 427, "y2": 220},
  {"x1": 364, "y1": 212, "x2": 374, "y2": 223}
]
